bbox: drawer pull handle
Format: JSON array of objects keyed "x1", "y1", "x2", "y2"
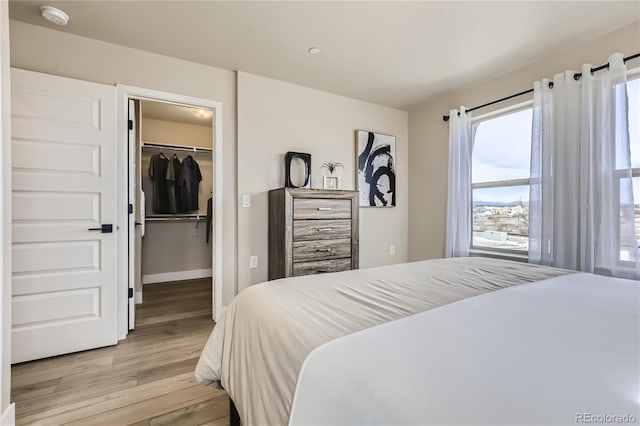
[
  {"x1": 316, "y1": 270, "x2": 329, "y2": 273},
  {"x1": 316, "y1": 248, "x2": 332, "y2": 252},
  {"x1": 317, "y1": 207, "x2": 332, "y2": 211},
  {"x1": 317, "y1": 228, "x2": 333, "y2": 232}
]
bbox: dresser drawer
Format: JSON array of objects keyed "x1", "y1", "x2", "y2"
[
  {"x1": 293, "y1": 258, "x2": 352, "y2": 277},
  {"x1": 293, "y1": 219, "x2": 351, "y2": 241},
  {"x1": 292, "y1": 238, "x2": 351, "y2": 262},
  {"x1": 293, "y1": 198, "x2": 351, "y2": 220}
]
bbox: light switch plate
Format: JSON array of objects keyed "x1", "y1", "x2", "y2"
[
  {"x1": 250, "y1": 256, "x2": 258, "y2": 268},
  {"x1": 389, "y1": 244, "x2": 396, "y2": 255},
  {"x1": 242, "y1": 194, "x2": 251, "y2": 208}
]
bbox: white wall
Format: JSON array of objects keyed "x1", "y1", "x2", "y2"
[
  {"x1": 142, "y1": 222, "x2": 212, "y2": 280},
  {"x1": 141, "y1": 117, "x2": 213, "y2": 149},
  {"x1": 237, "y1": 72, "x2": 409, "y2": 289},
  {"x1": 9, "y1": 20, "x2": 238, "y2": 306},
  {"x1": 408, "y1": 22, "x2": 640, "y2": 262},
  {"x1": 0, "y1": 2, "x2": 12, "y2": 422}
]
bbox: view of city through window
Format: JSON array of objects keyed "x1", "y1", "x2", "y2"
[
  {"x1": 471, "y1": 77, "x2": 640, "y2": 253},
  {"x1": 471, "y1": 108, "x2": 532, "y2": 252},
  {"x1": 472, "y1": 185, "x2": 530, "y2": 251}
]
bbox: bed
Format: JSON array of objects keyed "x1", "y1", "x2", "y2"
[
  {"x1": 290, "y1": 272, "x2": 640, "y2": 425},
  {"x1": 195, "y1": 257, "x2": 582, "y2": 425}
]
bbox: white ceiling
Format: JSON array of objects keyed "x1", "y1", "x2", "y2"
[
  {"x1": 141, "y1": 100, "x2": 213, "y2": 127},
  {"x1": 8, "y1": 1, "x2": 640, "y2": 109}
]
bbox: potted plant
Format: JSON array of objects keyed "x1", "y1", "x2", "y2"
[{"x1": 321, "y1": 161, "x2": 343, "y2": 190}]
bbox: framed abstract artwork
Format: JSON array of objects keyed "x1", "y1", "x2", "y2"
[{"x1": 356, "y1": 130, "x2": 396, "y2": 207}]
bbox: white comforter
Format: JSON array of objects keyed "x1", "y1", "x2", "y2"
[
  {"x1": 195, "y1": 258, "x2": 571, "y2": 426},
  {"x1": 290, "y1": 272, "x2": 640, "y2": 425}
]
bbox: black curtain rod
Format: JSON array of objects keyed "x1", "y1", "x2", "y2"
[{"x1": 442, "y1": 52, "x2": 640, "y2": 122}]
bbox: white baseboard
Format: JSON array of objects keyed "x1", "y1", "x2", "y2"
[
  {"x1": 1, "y1": 403, "x2": 15, "y2": 426},
  {"x1": 143, "y1": 268, "x2": 212, "y2": 285},
  {"x1": 135, "y1": 291, "x2": 143, "y2": 304}
]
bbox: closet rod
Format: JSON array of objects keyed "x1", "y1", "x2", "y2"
[
  {"x1": 142, "y1": 142, "x2": 213, "y2": 153},
  {"x1": 145, "y1": 214, "x2": 204, "y2": 223},
  {"x1": 442, "y1": 51, "x2": 640, "y2": 122}
]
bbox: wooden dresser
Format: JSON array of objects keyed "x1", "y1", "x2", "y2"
[{"x1": 268, "y1": 188, "x2": 359, "y2": 280}]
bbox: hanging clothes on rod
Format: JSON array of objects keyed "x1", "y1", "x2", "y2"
[
  {"x1": 179, "y1": 155, "x2": 202, "y2": 213},
  {"x1": 148, "y1": 152, "x2": 170, "y2": 214},
  {"x1": 166, "y1": 153, "x2": 183, "y2": 214},
  {"x1": 206, "y1": 196, "x2": 212, "y2": 244},
  {"x1": 144, "y1": 143, "x2": 205, "y2": 215}
]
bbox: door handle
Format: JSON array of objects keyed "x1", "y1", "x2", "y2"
[
  {"x1": 88, "y1": 224, "x2": 114, "y2": 233},
  {"x1": 135, "y1": 222, "x2": 143, "y2": 227}
]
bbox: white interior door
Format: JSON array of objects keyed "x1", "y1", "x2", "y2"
[
  {"x1": 127, "y1": 99, "x2": 136, "y2": 329},
  {"x1": 10, "y1": 68, "x2": 118, "y2": 363},
  {"x1": 128, "y1": 98, "x2": 144, "y2": 328},
  {"x1": 135, "y1": 102, "x2": 144, "y2": 307}
]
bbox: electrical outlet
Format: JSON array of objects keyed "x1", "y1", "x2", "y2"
[
  {"x1": 250, "y1": 256, "x2": 258, "y2": 269},
  {"x1": 389, "y1": 244, "x2": 396, "y2": 255},
  {"x1": 242, "y1": 194, "x2": 251, "y2": 208}
]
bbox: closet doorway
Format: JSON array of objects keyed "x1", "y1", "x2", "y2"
[{"x1": 120, "y1": 85, "x2": 223, "y2": 335}]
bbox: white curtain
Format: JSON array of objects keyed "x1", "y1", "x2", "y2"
[
  {"x1": 446, "y1": 107, "x2": 473, "y2": 258},
  {"x1": 529, "y1": 53, "x2": 639, "y2": 279}
]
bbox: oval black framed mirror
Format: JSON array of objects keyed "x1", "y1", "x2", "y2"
[{"x1": 285, "y1": 151, "x2": 311, "y2": 189}]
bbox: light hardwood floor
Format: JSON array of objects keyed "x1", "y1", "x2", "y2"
[{"x1": 11, "y1": 279, "x2": 230, "y2": 425}]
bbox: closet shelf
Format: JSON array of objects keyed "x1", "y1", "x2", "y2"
[
  {"x1": 142, "y1": 141, "x2": 213, "y2": 153},
  {"x1": 145, "y1": 214, "x2": 205, "y2": 223}
]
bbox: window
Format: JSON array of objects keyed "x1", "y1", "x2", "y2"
[
  {"x1": 471, "y1": 107, "x2": 533, "y2": 252},
  {"x1": 617, "y1": 75, "x2": 640, "y2": 262},
  {"x1": 627, "y1": 76, "x2": 640, "y2": 254},
  {"x1": 469, "y1": 74, "x2": 637, "y2": 256}
]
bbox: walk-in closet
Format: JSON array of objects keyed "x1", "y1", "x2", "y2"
[{"x1": 130, "y1": 99, "x2": 214, "y2": 326}]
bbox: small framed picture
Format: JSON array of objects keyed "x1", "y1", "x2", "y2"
[{"x1": 323, "y1": 176, "x2": 338, "y2": 190}]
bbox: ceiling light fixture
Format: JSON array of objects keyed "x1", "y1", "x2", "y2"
[
  {"x1": 308, "y1": 47, "x2": 321, "y2": 55},
  {"x1": 190, "y1": 108, "x2": 213, "y2": 119},
  {"x1": 40, "y1": 6, "x2": 69, "y2": 26}
]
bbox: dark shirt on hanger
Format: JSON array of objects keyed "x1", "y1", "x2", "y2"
[
  {"x1": 179, "y1": 155, "x2": 202, "y2": 212},
  {"x1": 166, "y1": 154, "x2": 183, "y2": 214},
  {"x1": 206, "y1": 197, "x2": 212, "y2": 243},
  {"x1": 148, "y1": 153, "x2": 170, "y2": 213}
]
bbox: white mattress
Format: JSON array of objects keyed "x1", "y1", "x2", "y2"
[
  {"x1": 195, "y1": 257, "x2": 570, "y2": 426},
  {"x1": 290, "y1": 272, "x2": 640, "y2": 425}
]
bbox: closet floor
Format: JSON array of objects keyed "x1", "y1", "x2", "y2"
[{"x1": 11, "y1": 279, "x2": 229, "y2": 426}]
